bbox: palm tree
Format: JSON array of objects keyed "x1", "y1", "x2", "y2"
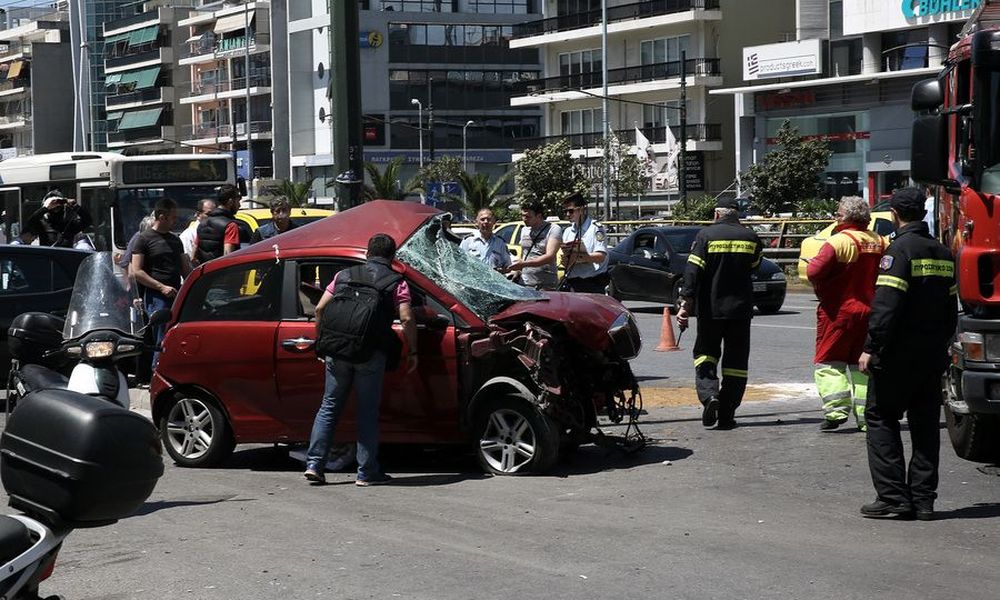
[
  {"x1": 449, "y1": 170, "x2": 512, "y2": 215},
  {"x1": 363, "y1": 157, "x2": 418, "y2": 201},
  {"x1": 274, "y1": 178, "x2": 315, "y2": 207}
]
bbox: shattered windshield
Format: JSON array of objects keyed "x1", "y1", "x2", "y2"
[{"x1": 398, "y1": 216, "x2": 543, "y2": 319}]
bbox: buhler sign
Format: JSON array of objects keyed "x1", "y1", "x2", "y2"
[{"x1": 901, "y1": 0, "x2": 981, "y2": 19}]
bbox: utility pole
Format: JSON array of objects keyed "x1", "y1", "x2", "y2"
[
  {"x1": 427, "y1": 77, "x2": 435, "y2": 162},
  {"x1": 331, "y1": 0, "x2": 363, "y2": 209},
  {"x1": 601, "y1": 0, "x2": 610, "y2": 221},
  {"x1": 680, "y1": 49, "x2": 688, "y2": 209},
  {"x1": 244, "y1": 2, "x2": 253, "y2": 200}
]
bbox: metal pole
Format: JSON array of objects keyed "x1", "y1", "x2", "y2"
[
  {"x1": 244, "y1": 3, "x2": 253, "y2": 200},
  {"x1": 680, "y1": 49, "x2": 688, "y2": 209},
  {"x1": 427, "y1": 77, "x2": 435, "y2": 162},
  {"x1": 411, "y1": 99, "x2": 423, "y2": 169},
  {"x1": 601, "y1": 0, "x2": 610, "y2": 220},
  {"x1": 331, "y1": 0, "x2": 363, "y2": 209},
  {"x1": 463, "y1": 120, "x2": 474, "y2": 171}
]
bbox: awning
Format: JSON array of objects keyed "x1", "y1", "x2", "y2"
[
  {"x1": 214, "y1": 11, "x2": 254, "y2": 34},
  {"x1": 103, "y1": 31, "x2": 130, "y2": 45},
  {"x1": 105, "y1": 73, "x2": 122, "y2": 86},
  {"x1": 117, "y1": 107, "x2": 162, "y2": 130},
  {"x1": 127, "y1": 25, "x2": 158, "y2": 47},
  {"x1": 106, "y1": 111, "x2": 123, "y2": 121},
  {"x1": 7, "y1": 61, "x2": 23, "y2": 80},
  {"x1": 132, "y1": 66, "x2": 160, "y2": 89}
]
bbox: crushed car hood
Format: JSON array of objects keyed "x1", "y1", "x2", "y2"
[{"x1": 490, "y1": 292, "x2": 626, "y2": 351}]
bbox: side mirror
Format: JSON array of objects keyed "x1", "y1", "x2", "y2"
[
  {"x1": 911, "y1": 78, "x2": 943, "y2": 112},
  {"x1": 147, "y1": 308, "x2": 172, "y2": 329},
  {"x1": 911, "y1": 114, "x2": 950, "y2": 185},
  {"x1": 651, "y1": 251, "x2": 668, "y2": 261}
]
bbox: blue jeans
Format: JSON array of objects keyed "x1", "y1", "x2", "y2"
[
  {"x1": 306, "y1": 352, "x2": 387, "y2": 480},
  {"x1": 144, "y1": 288, "x2": 172, "y2": 370}
]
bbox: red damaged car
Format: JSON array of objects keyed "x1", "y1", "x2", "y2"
[{"x1": 150, "y1": 201, "x2": 643, "y2": 475}]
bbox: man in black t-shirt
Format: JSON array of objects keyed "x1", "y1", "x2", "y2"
[{"x1": 131, "y1": 198, "x2": 192, "y2": 369}]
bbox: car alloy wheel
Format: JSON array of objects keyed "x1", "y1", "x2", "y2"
[
  {"x1": 161, "y1": 394, "x2": 234, "y2": 468},
  {"x1": 475, "y1": 394, "x2": 559, "y2": 476}
]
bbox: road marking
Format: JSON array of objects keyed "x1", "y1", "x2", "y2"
[{"x1": 752, "y1": 323, "x2": 814, "y2": 330}]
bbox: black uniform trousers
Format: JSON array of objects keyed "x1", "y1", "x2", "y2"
[
  {"x1": 693, "y1": 316, "x2": 751, "y2": 419},
  {"x1": 562, "y1": 272, "x2": 609, "y2": 294},
  {"x1": 865, "y1": 363, "x2": 943, "y2": 510}
]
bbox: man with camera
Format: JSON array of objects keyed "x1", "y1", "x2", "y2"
[{"x1": 24, "y1": 190, "x2": 92, "y2": 248}]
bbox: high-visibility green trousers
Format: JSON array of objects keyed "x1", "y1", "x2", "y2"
[{"x1": 814, "y1": 362, "x2": 867, "y2": 430}]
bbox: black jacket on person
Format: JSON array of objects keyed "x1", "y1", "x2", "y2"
[
  {"x1": 24, "y1": 204, "x2": 93, "y2": 248},
  {"x1": 680, "y1": 215, "x2": 763, "y2": 320},
  {"x1": 864, "y1": 221, "x2": 957, "y2": 370},
  {"x1": 195, "y1": 207, "x2": 236, "y2": 263}
]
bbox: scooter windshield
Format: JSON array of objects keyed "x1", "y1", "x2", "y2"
[{"x1": 63, "y1": 252, "x2": 144, "y2": 340}]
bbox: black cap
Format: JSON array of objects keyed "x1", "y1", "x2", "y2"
[
  {"x1": 715, "y1": 197, "x2": 740, "y2": 210},
  {"x1": 889, "y1": 187, "x2": 926, "y2": 213}
]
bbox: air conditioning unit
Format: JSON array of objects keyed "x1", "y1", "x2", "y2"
[{"x1": 235, "y1": 122, "x2": 247, "y2": 136}]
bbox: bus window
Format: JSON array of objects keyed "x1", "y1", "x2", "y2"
[
  {"x1": 114, "y1": 186, "x2": 217, "y2": 244},
  {"x1": 1, "y1": 189, "x2": 19, "y2": 243},
  {"x1": 79, "y1": 187, "x2": 115, "y2": 250}
]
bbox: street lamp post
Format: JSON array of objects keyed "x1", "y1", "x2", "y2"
[
  {"x1": 601, "y1": 0, "x2": 611, "y2": 221},
  {"x1": 410, "y1": 98, "x2": 423, "y2": 169},
  {"x1": 463, "y1": 120, "x2": 474, "y2": 171},
  {"x1": 243, "y1": 1, "x2": 253, "y2": 201}
]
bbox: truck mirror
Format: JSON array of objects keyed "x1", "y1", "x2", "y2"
[
  {"x1": 912, "y1": 78, "x2": 942, "y2": 112},
  {"x1": 911, "y1": 114, "x2": 949, "y2": 185},
  {"x1": 972, "y1": 30, "x2": 1000, "y2": 68}
]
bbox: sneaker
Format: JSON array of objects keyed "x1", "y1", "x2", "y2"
[
  {"x1": 303, "y1": 468, "x2": 326, "y2": 484},
  {"x1": 716, "y1": 417, "x2": 737, "y2": 430},
  {"x1": 860, "y1": 498, "x2": 914, "y2": 519},
  {"x1": 356, "y1": 473, "x2": 393, "y2": 487},
  {"x1": 820, "y1": 417, "x2": 847, "y2": 431},
  {"x1": 702, "y1": 396, "x2": 720, "y2": 428}
]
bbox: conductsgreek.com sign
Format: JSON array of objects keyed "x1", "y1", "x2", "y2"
[{"x1": 902, "y1": 0, "x2": 981, "y2": 19}]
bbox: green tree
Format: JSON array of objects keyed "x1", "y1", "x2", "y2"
[
  {"x1": 514, "y1": 139, "x2": 589, "y2": 215},
  {"x1": 273, "y1": 178, "x2": 315, "y2": 207},
  {"x1": 445, "y1": 170, "x2": 513, "y2": 215},
  {"x1": 670, "y1": 194, "x2": 717, "y2": 220},
  {"x1": 414, "y1": 156, "x2": 463, "y2": 193},
  {"x1": 742, "y1": 120, "x2": 832, "y2": 215},
  {"x1": 362, "y1": 157, "x2": 418, "y2": 201}
]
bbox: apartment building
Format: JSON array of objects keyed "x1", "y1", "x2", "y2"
[
  {"x1": 177, "y1": 0, "x2": 290, "y2": 182},
  {"x1": 714, "y1": 0, "x2": 976, "y2": 203},
  {"x1": 102, "y1": 2, "x2": 194, "y2": 153},
  {"x1": 508, "y1": 0, "x2": 795, "y2": 214},
  {"x1": 0, "y1": 10, "x2": 73, "y2": 158}
]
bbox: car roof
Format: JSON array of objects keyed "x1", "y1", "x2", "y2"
[
  {"x1": 1, "y1": 245, "x2": 92, "y2": 258},
  {"x1": 238, "y1": 207, "x2": 336, "y2": 220},
  {"x1": 239, "y1": 200, "x2": 441, "y2": 254}
]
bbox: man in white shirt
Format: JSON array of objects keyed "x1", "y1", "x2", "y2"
[
  {"x1": 460, "y1": 208, "x2": 511, "y2": 270},
  {"x1": 560, "y1": 192, "x2": 608, "y2": 293},
  {"x1": 179, "y1": 198, "x2": 216, "y2": 262}
]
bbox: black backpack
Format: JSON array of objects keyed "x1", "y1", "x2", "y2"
[{"x1": 315, "y1": 265, "x2": 402, "y2": 363}]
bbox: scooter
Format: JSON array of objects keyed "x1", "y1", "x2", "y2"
[
  {"x1": 0, "y1": 388, "x2": 163, "y2": 599},
  {"x1": 6, "y1": 252, "x2": 170, "y2": 412}
]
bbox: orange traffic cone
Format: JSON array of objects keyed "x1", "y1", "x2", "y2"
[{"x1": 655, "y1": 307, "x2": 680, "y2": 352}]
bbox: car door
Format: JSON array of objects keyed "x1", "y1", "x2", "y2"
[
  {"x1": 164, "y1": 259, "x2": 284, "y2": 440},
  {"x1": 610, "y1": 231, "x2": 673, "y2": 302}
]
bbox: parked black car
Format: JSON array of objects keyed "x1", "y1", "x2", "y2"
[
  {"x1": 606, "y1": 226, "x2": 786, "y2": 313},
  {"x1": 0, "y1": 245, "x2": 90, "y2": 377}
]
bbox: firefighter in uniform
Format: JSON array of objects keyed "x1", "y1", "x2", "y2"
[
  {"x1": 858, "y1": 187, "x2": 957, "y2": 521},
  {"x1": 807, "y1": 196, "x2": 888, "y2": 432},
  {"x1": 676, "y1": 198, "x2": 763, "y2": 430}
]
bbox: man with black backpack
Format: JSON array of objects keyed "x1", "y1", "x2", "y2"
[{"x1": 304, "y1": 233, "x2": 417, "y2": 486}]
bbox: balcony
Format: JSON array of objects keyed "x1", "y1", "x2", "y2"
[
  {"x1": 181, "y1": 33, "x2": 270, "y2": 64},
  {"x1": 181, "y1": 120, "x2": 273, "y2": 143},
  {"x1": 103, "y1": 8, "x2": 164, "y2": 34},
  {"x1": 105, "y1": 48, "x2": 169, "y2": 71},
  {"x1": 0, "y1": 114, "x2": 30, "y2": 130},
  {"x1": 0, "y1": 80, "x2": 28, "y2": 97},
  {"x1": 107, "y1": 125, "x2": 174, "y2": 146},
  {"x1": 513, "y1": 0, "x2": 721, "y2": 40},
  {"x1": 512, "y1": 123, "x2": 721, "y2": 151},
  {"x1": 190, "y1": 74, "x2": 271, "y2": 96},
  {"x1": 106, "y1": 86, "x2": 170, "y2": 108},
  {"x1": 514, "y1": 58, "x2": 721, "y2": 96}
]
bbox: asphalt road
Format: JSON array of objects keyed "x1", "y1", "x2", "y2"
[
  {"x1": 23, "y1": 397, "x2": 999, "y2": 600},
  {"x1": 9, "y1": 290, "x2": 1000, "y2": 599}
]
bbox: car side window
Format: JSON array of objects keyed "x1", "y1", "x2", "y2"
[
  {"x1": 179, "y1": 260, "x2": 282, "y2": 322},
  {"x1": 631, "y1": 233, "x2": 658, "y2": 258},
  {"x1": 493, "y1": 224, "x2": 516, "y2": 245},
  {"x1": 873, "y1": 218, "x2": 895, "y2": 237},
  {"x1": 295, "y1": 261, "x2": 354, "y2": 318},
  {"x1": 405, "y1": 283, "x2": 454, "y2": 327},
  {"x1": 0, "y1": 255, "x2": 51, "y2": 294}
]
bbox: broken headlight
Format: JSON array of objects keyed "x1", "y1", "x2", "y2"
[{"x1": 608, "y1": 312, "x2": 641, "y2": 360}]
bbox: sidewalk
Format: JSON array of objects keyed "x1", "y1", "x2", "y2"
[{"x1": 129, "y1": 388, "x2": 152, "y2": 419}]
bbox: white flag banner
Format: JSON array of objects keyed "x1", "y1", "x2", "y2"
[
  {"x1": 660, "y1": 124, "x2": 681, "y2": 189},
  {"x1": 634, "y1": 126, "x2": 657, "y2": 178}
]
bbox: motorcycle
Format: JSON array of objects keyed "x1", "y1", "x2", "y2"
[{"x1": 6, "y1": 252, "x2": 170, "y2": 412}]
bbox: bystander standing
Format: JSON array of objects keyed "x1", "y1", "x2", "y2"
[{"x1": 505, "y1": 200, "x2": 561, "y2": 290}]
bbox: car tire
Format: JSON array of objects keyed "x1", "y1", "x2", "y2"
[
  {"x1": 474, "y1": 393, "x2": 560, "y2": 476},
  {"x1": 944, "y1": 403, "x2": 1000, "y2": 463},
  {"x1": 756, "y1": 302, "x2": 783, "y2": 315},
  {"x1": 160, "y1": 392, "x2": 236, "y2": 468}
]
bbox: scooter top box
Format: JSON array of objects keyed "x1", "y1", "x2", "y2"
[
  {"x1": 8, "y1": 312, "x2": 66, "y2": 365},
  {"x1": 0, "y1": 389, "x2": 163, "y2": 528}
]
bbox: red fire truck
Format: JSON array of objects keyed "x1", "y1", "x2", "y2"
[{"x1": 911, "y1": 2, "x2": 1000, "y2": 464}]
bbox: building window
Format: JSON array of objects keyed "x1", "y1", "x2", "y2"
[
  {"x1": 557, "y1": 0, "x2": 598, "y2": 16},
  {"x1": 640, "y1": 35, "x2": 691, "y2": 65},
  {"x1": 830, "y1": 38, "x2": 862, "y2": 76},
  {"x1": 882, "y1": 28, "x2": 928, "y2": 72},
  {"x1": 470, "y1": 0, "x2": 532, "y2": 13},
  {"x1": 560, "y1": 108, "x2": 603, "y2": 135},
  {"x1": 558, "y1": 49, "x2": 601, "y2": 75},
  {"x1": 642, "y1": 101, "x2": 685, "y2": 130},
  {"x1": 829, "y1": 0, "x2": 843, "y2": 39},
  {"x1": 388, "y1": 68, "x2": 539, "y2": 110},
  {"x1": 378, "y1": 0, "x2": 456, "y2": 11},
  {"x1": 387, "y1": 23, "x2": 538, "y2": 64}
]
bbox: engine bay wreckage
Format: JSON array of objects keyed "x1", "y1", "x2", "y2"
[{"x1": 400, "y1": 214, "x2": 647, "y2": 459}]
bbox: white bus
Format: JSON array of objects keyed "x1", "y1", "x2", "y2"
[{"x1": 0, "y1": 152, "x2": 238, "y2": 249}]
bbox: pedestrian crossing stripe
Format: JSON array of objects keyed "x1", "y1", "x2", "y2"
[
  {"x1": 911, "y1": 259, "x2": 954, "y2": 278},
  {"x1": 688, "y1": 254, "x2": 706, "y2": 268},
  {"x1": 707, "y1": 240, "x2": 758, "y2": 254},
  {"x1": 876, "y1": 274, "x2": 909, "y2": 291}
]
